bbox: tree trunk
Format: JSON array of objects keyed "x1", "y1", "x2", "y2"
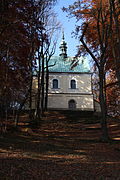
[
  {"x1": 99, "y1": 68, "x2": 109, "y2": 141},
  {"x1": 34, "y1": 48, "x2": 41, "y2": 122},
  {"x1": 45, "y1": 63, "x2": 49, "y2": 111},
  {"x1": 29, "y1": 72, "x2": 33, "y2": 119},
  {"x1": 40, "y1": 41, "x2": 45, "y2": 116}
]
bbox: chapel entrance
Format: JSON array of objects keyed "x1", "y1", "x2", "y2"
[{"x1": 68, "y1": 99, "x2": 76, "y2": 110}]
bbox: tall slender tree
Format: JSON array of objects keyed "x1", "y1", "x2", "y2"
[{"x1": 63, "y1": 0, "x2": 119, "y2": 141}]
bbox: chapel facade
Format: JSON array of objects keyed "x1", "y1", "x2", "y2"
[{"x1": 46, "y1": 33, "x2": 94, "y2": 111}]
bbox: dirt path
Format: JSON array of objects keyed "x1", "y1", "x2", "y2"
[{"x1": 0, "y1": 111, "x2": 120, "y2": 179}]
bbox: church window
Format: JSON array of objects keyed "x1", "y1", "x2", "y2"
[
  {"x1": 53, "y1": 79, "x2": 58, "y2": 89},
  {"x1": 71, "y1": 80, "x2": 76, "y2": 89}
]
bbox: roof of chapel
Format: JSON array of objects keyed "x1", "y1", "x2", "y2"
[{"x1": 48, "y1": 56, "x2": 90, "y2": 73}]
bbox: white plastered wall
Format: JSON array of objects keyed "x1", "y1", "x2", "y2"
[
  {"x1": 48, "y1": 73, "x2": 94, "y2": 111},
  {"x1": 49, "y1": 73, "x2": 92, "y2": 94},
  {"x1": 48, "y1": 94, "x2": 94, "y2": 110}
]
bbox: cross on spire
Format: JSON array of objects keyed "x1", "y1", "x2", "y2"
[{"x1": 62, "y1": 30, "x2": 65, "y2": 40}]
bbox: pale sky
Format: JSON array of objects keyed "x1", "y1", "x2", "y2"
[{"x1": 54, "y1": 0, "x2": 79, "y2": 57}]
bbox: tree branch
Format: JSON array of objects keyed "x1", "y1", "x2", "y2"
[{"x1": 80, "y1": 23, "x2": 100, "y2": 69}]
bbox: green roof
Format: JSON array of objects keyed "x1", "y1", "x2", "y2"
[{"x1": 48, "y1": 56, "x2": 90, "y2": 73}]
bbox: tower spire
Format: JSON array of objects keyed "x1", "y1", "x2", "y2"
[{"x1": 59, "y1": 31, "x2": 67, "y2": 58}]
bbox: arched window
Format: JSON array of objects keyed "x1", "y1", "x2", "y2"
[
  {"x1": 53, "y1": 79, "x2": 58, "y2": 89},
  {"x1": 68, "y1": 99, "x2": 76, "y2": 109},
  {"x1": 71, "y1": 80, "x2": 76, "y2": 89}
]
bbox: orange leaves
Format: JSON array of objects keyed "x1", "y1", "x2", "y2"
[{"x1": 106, "y1": 71, "x2": 120, "y2": 117}]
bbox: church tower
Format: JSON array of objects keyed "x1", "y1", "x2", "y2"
[{"x1": 59, "y1": 31, "x2": 67, "y2": 58}]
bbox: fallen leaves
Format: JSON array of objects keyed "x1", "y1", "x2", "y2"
[{"x1": 0, "y1": 111, "x2": 120, "y2": 179}]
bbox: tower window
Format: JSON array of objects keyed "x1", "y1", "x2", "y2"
[
  {"x1": 71, "y1": 80, "x2": 76, "y2": 89},
  {"x1": 53, "y1": 79, "x2": 58, "y2": 89}
]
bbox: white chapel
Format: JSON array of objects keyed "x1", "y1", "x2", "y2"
[{"x1": 46, "y1": 33, "x2": 94, "y2": 111}]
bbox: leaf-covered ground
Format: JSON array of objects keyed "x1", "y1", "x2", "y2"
[{"x1": 0, "y1": 111, "x2": 120, "y2": 179}]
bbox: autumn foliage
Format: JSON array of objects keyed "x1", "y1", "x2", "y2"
[
  {"x1": 0, "y1": 0, "x2": 58, "y2": 128},
  {"x1": 63, "y1": 0, "x2": 120, "y2": 118},
  {"x1": 0, "y1": 0, "x2": 32, "y2": 117}
]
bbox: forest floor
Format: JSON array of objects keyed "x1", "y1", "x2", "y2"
[{"x1": 0, "y1": 111, "x2": 120, "y2": 180}]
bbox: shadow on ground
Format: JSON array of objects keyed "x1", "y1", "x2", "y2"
[{"x1": 0, "y1": 111, "x2": 120, "y2": 179}]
